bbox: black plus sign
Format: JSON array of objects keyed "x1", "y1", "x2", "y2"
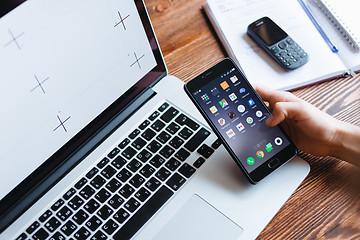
[
  {"x1": 114, "y1": 11, "x2": 130, "y2": 30},
  {"x1": 53, "y1": 115, "x2": 71, "y2": 132},
  {"x1": 4, "y1": 29, "x2": 24, "y2": 50},
  {"x1": 130, "y1": 52, "x2": 145, "y2": 69},
  {"x1": 31, "y1": 75, "x2": 49, "y2": 94}
]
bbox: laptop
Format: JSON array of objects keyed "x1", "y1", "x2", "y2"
[{"x1": 0, "y1": 0, "x2": 310, "y2": 239}]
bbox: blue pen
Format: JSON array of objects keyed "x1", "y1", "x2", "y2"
[{"x1": 299, "y1": 0, "x2": 338, "y2": 53}]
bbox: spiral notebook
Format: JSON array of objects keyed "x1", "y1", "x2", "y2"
[
  {"x1": 314, "y1": 0, "x2": 360, "y2": 50},
  {"x1": 203, "y1": 0, "x2": 360, "y2": 90}
]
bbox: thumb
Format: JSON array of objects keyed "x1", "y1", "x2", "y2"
[{"x1": 266, "y1": 101, "x2": 304, "y2": 127}]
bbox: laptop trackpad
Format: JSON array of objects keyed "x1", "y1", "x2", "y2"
[{"x1": 153, "y1": 195, "x2": 243, "y2": 240}]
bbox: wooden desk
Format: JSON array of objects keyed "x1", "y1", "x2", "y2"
[{"x1": 145, "y1": 0, "x2": 360, "y2": 239}]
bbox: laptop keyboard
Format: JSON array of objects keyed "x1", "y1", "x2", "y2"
[{"x1": 16, "y1": 101, "x2": 221, "y2": 240}]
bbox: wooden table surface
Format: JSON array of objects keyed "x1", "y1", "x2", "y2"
[{"x1": 144, "y1": 0, "x2": 360, "y2": 239}]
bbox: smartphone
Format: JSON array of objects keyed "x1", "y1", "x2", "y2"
[
  {"x1": 184, "y1": 58, "x2": 297, "y2": 184},
  {"x1": 247, "y1": 16, "x2": 308, "y2": 70}
]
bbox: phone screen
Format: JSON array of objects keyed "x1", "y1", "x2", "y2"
[
  {"x1": 252, "y1": 19, "x2": 287, "y2": 46},
  {"x1": 187, "y1": 60, "x2": 294, "y2": 176}
]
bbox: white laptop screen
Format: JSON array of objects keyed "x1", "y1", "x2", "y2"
[{"x1": 0, "y1": 0, "x2": 164, "y2": 202}]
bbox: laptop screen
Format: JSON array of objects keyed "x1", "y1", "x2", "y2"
[{"x1": 0, "y1": 0, "x2": 166, "y2": 211}]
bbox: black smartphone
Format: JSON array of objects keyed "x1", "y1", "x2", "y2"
[
  {"x1": 247, "y1": 16, "x2": 308, "y2": 70},
  {"x1": 184, "y1": 58, "x2": 297, "y2": 184}
]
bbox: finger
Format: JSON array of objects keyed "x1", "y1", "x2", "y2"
[
  {"x1": 266, "y1": 101, "x2": 304, "y2": 127},
  {"x1": 255, "y1": 85, "x2": 299, "y2": 109}
]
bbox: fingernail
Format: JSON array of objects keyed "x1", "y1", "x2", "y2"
[{"x1": 266, "y1": 115, "x2": 273, "y2": 126}]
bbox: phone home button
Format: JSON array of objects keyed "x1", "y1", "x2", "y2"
[{"x1": 268, "y1": 158, "x2": 280, "y2": 168}]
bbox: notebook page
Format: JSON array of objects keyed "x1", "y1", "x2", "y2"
[
  {"x1": 206, "y1": 0, "x2": 345, "y2": 90},
  {"x1": 317, "y1": 0, "x2": 360, "y2": 50}
]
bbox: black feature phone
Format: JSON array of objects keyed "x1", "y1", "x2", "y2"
[
  {"x1": 247, "y1": 16, "x2": 308, "y2": 70},
  {"x1": 184, "y1": 58, "x2": 298, "y2": 184}
]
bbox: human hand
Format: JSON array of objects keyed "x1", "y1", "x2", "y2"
[{"x1": 254, "y1": 84, "x2": 339, "y2": 157}]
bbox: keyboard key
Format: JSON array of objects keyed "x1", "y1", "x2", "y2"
[
  {"x1": 148, "y1": 111, "x2": 160, "y2": 121},
  {"x1": 39, "y1": 210, "x2": 52, "y2": 223},
  {"x1": 175, "y1": 113, "x2": 200, "y2": 131},
  {"x1": 184, "y1": 128, "x2": 210, "y2": 152},
  {"x1": 72, "y1": 209, "x2": 89, "y2": 225},
  {"x1": 178, "y1": 127, "x2": 193, "y2": 140},
  {"x1": 193, "y1": 157, "x2": 205, "y2": 168},
  {"x1": 169, "y1": 136, "x2": 184, "y2": 149},
  {"x1": 106, "y1": 178, "x2": 122, "y2": 193},
  {"x1": 128, "y1": 129, "x2": 140, "y2": 139},
  {"x1": 158, "y1": 102, "x2": 169, "y2": 112},
  {"x1": 91, "y1": 230, "x2": 107, "y2": 240},
  {"x1": 45, "y1": 217, "x2": 61, "y2": 232},
  {"x1": 97, "y1": 205, "x2": 113, "y2": 220},
  {"x1": 132, "y1": 137, "x2": 147, "y2": 150},
  {"x1": 74, "y1": 227, "x2": 91, "y2": 240},
  {"x1": 117, "y1": 168, "x2": 132, "y2": 182},
  {"x1": 174, "y1": 148, "x2": 190, "y2": 161},
  {"x1": 68, "y1": 196, "x2": 84, "y2": 210},
  {"x1": 96, "y1": 157, "x2": 109, "y2": 169},
  {"x1": 107, "y1": 147, "x2": 120, "y2": 159},
  {"x1": 32, "y1": 228, "x2": 49, "y2": 240},
  {"x1": 49, "y1": 232, "x2": 65, "y2": 240},
  {"x1": 166, "y1": 122, "x2": 180, "y2": 135},
  {"x1": 160, "y1": 107, "x2": 179, "y2": 123},
  {"x1": 113, "y1": 208, "x2": 130, "y2": 224},
  {"x1": 139, "y1": 119, "x2": 150, "y2": 130},
  {"x1": 179, "y1": 163, "x2": 196, "y2": 178},
  {"x1": 122, "y1": 146, "x2": 137, "y2": 160},
  {"x1": 165, "y1": 157, "x2": 181, "y2": 171},
  {"x1": 26, "y1": 221, "x2": 40, "y2": 234},
  {"x1": 63, "y1": 188, "x2": 76, "y2": 200},
  {"x1": 136, "y1": 149, "x2": 152, "y2": 163},
  {"x1": 151, "y1": 119, "x2": 166, "y2": 132},
  {"x1": 166, "y1": 173, "x2": 186, "y2": 191},
  {"x1": 86, "y1": 216, "x2": 102, "y2": 232},
  {"x1": 156, "y1": 131, "x2": 171, "y2": 144},
  {"x1": 119, "y1": 184, "x2": 135, "y2": 198},
  {"x1": 141, "y1": 128, "x2": 156, "y2": 141},
  {"x1": 145, "y1": 177, "x2": 161, "y2": 192},
  {"x1": 79, "y1": 185, "x2": 95, "y2": 200},
  {"x1": 127, "y1": 159, "x2": 143, "y2": 172},
  {"x1": 197, "y1": 144, "x2": 214, "y2": 158},
  {"x1": 149, "y1": 155, "x2": 166, "y2": 168},
  {"x1": 159, "y1": 145, "x2": 175, "y2": 158},
  {"x1": 102, "y1": 219, "x2": 119, "y2": 235},
  {"x1": 51, "y1": 199, "x2": 65, "y2": 212},
  {"x1": 124, "y1": 197, "x2": 141, "y2": 213},
  {"x1": 100, "y1": 165, "x2": 117, "y2": 179},
  {"x1": 139, "y1": 164, "x2": 156, "y2": 178},
  {"x1": 84, "y1": 199, "x2": 101, "y2": 214},
  {"x1": 15, "y1": 233, "x2": 27, "y2": 240},
  {"x1": 118, "y1": 138, "x2": 130, "y2": 149},
  {"x1": 95, "y1": 189, "x2": 111, "y2": 203},
  {"x1": 108, "y1": 194, "x2": 124, "y2": 209},
  {"x1": 90, "y1": 175, "x2": 106, "y2": 189},
  {"x1": 111, "y1": 155, "x2": 127, "y2": 169},
  {"x1": 156, "y1": 167, "x2": 171, "y2": 181},
  {"x1": 74, "y1": 177, "x2": 88, "y2": 190},
  {"x1": 60, "y1": 220, "x2": 77, "y2": 236},
  {"x1": 146, "y1": 140, "x2": 162, "y2": 153},
  {"x1": 211, "y1": 139, "x2": 222, "y2": 149},
  {"x1": 86, "y1": 167, "x2": 99, "y2": 179},
  {"x1": 135, "y1": 187, "x2": 151, "y2": 202},
  {"x1": 129, "y1": 174, "x2": 145, "y2": 188},
  {"x1": 113, "y1": 186, "x2": 173, "y2": 240},
  {"x1": 57, "y1": 206, "x2": 73, "y2": 221}
]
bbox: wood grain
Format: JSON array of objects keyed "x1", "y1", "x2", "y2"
[{"x1": 144, "y1": 0, "x2": 360, "y2": 239}]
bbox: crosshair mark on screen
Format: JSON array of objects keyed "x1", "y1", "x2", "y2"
[
  {"x1": 130, "y1": 52, "x2": 145, "y2": 69},
  {"x1": 53, "y1": 115, "x2": 71, "y2": 132},
  {"x1": 30, "y1": 75, "x2": 50, "y2": 94},
  {"x1": 114, "y1": 11, "x2": 130, "y2": 30},
  {"x1": 4, "y1": 29, "x2": 24, "y2": 50}
]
